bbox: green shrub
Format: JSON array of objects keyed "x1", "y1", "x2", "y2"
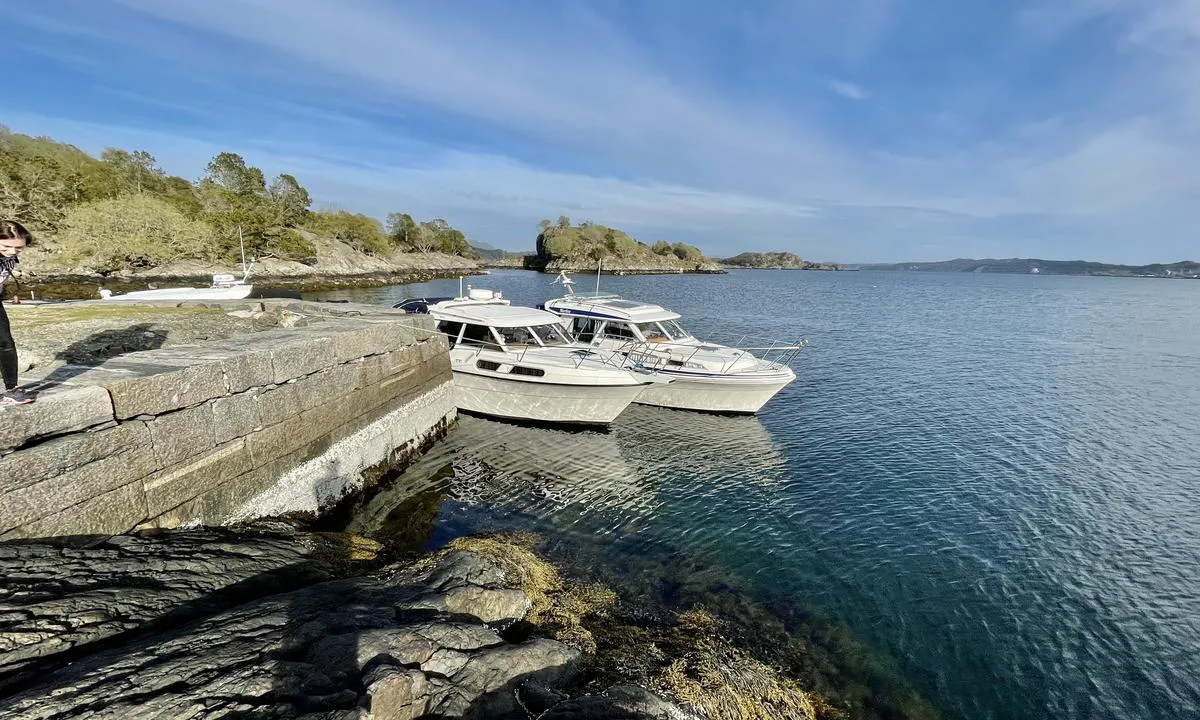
[
  {"x1": 57, "y1": 194, "x2": 215, "y2": 273},
  {"x1": 307, "y1": 210, "x2": 390, "y2": 256},
  {"x1": 543, "y1": 234, "x2": 577, "y2": 257}
]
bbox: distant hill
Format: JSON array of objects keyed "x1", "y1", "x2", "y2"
[
  {"x1": 863, "y1": 258, "x2": 1200, "y2": 278},
  {"x1": 719, "y1": 251, "x2": 842, "y2": 270},
  {"x1": 467, "y1": 241, "x2": 514, "y2": 261}
]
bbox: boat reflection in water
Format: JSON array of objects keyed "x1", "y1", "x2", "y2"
[{"x1": 347, "y1": 403, "x2": 790, "y2": 545}]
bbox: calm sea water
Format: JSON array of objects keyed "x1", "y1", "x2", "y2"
[{"x1": 309, "y1": 269, "x2": 1200, "y2": 720}]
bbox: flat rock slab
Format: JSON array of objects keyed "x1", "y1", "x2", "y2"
[
  {"x1": 0, "y1": 525, "x2": 353, "y2": 691},
  {"x1": 0, "y1": 532, "x2": 605, "y2": 720}
]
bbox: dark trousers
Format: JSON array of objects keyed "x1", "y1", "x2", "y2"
[{"x1": 0, "y1": 300, "x2": 16, "y2": 390}]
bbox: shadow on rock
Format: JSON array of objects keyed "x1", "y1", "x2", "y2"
[
  {"x1": 0, "y1": 528, "x2": 664, "y2": 720},
  {"x1": 28, "y1": 323, "x2": 169, "y2": 392}
]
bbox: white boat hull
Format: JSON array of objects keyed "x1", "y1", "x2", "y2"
[
  {"x1": 451, "y1": 369, "x2": 646, "y2": 424},
  {"x1": 633, "y1": 367, "x2": 795, "y2": 414},
  {"x1": 104, "y1": 284, "x2": 254, "y2": 301}
]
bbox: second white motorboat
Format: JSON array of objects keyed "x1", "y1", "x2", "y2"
[
  {"x1": 541, "y1": 273, "x2": 801, "y2": 414},
  {"x1": 395, "y1": 287, "x2": 667, "y2": 425}
]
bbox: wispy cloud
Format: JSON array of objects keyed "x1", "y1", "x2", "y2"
[
  {"x1": 827, "y1": 79, "x2": 869, "y2": 100},
  {"x1": 3, "y1": 0, "x2": 1200, "y2": 262}
]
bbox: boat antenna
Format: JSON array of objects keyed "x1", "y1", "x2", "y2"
[
  {"x1": 238, "y1": 225, "x2": 249, "y2": 281},
  {"x1": 459, "y1": 276, "x2": 464, "y2": 298},
  {"x1": 595, "y1": 257, "x2": 602, "y2": 294},
  {"x1": 551, "y1": 270, "x2": 576, "y2": 296}
]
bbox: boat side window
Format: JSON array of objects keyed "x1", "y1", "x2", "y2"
[
  {"x1": 663, "y1": 319, "x2": 690, "y2": 339},
  {"x1": 572, "y1": 317, "x2": 599, "y2": 342},
  {"x1": 460, "y1": 323, "x2": 500, "y2": 350},
  {"x1": 635, "y1": 322, "x2": 670, "y2": 343},
  {"x1": 530, "y1": 323, "x2": 570, "y2": 346},
  {"x1": 600, "y1": 321, "x2": 637, "y2": 340},
  {"x1": 437, "y1": 321, "x2": 464, "y2": 346},
  {"x1": 496, "y1": 326, "x2": 536, "y2": 347}
]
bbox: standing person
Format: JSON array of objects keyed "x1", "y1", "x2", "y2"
[{"x1": 0, "y1": 220, "x2": 34, "y2": 406}]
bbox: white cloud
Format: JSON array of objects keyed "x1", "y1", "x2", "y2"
[
  {"x1": 7, "y1": 0, "x2": 1200, "y2": 262},
  {"x1": 827, "y1": 80, "x2": 869, "y2": 100}
]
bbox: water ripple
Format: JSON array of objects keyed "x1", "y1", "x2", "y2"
[{"x1": 319, "y1": 270, "x2": 1200, "y2": 720}]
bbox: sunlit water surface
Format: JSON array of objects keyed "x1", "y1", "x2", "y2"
[{"x1": 309, "y1": 269, "x2": 1200, "y2": 720}]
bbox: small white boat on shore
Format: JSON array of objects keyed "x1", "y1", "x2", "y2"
[
  {"x1": 396, "y1": 287, "x2": 667, "y2": 425},
  {"x1": 100, "y1": 273, "x2": 254, "y2": 301},
  {"x1": 541, "y1": 273, "x2": 802, "y2": 414},
  {"x1": 100, "y1": 227, "x2": 255, "y2": 301}
]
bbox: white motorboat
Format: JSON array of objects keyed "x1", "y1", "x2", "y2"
[
  {"x1": 101, "y1": 227, "x2": 255, "y2": 301},
  {"x1": 541, "y1": 272, "x2": 802, "y2": 414},
  {"x1": 395, "y1": 287, "x2": 667, "y2": 425},
  {"x1": 100, "y1": 273, "x2": 254, "y2": 301}
]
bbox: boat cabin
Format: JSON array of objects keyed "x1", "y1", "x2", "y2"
[
  {"x1": 431, "y1": 303, "x2": 575, "y2": 352},
  {"x1": 542, "y1": 296, "x2": 694, "y2": 345}
]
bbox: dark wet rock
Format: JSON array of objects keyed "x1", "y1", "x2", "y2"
[
  {"x1": 0, "y1": 524, "x2": 362, "y2": 692},
  {"x1": 539, "y1": 685, "x2": 696, "y2": 719},
  {"x1": 0, "y1": 530, "x2": 687, "y2": 720}
]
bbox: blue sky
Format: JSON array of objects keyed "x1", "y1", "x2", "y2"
[{"x1": 2, "y1": 0, "x2": 1198, "y2": 263}]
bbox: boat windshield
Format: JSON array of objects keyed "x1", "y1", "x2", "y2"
[
  {"x1": 662, "y1": 319, "x2": 691, "y2": 339},
  {"x1": 530, "y1": 323, "x2": 571, "y2": 346},
  {"x1": 635, "y1": 322, "x2": 671, "y2": 343},
  {"x1": 495, "y1": 326, "x2": 537, "y2": 347}
]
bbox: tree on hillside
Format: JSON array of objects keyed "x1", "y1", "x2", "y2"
[
  {"x1": 309, "y1": 210, "x2": 390, "y2": 256},
  {"x1": 651, "y1": 240, "x2": 672, "y2": 256},
  {"x1": 196, "y1": 152, "x2": 279, "y2": 259},
  {"x1": 420, "y1": 218, "x2": 466, "y2": 255},
  {"x1": 267, "y1": 173, "x2": 312, "y2": 226},
  {"x1": 557, "y1": 215, "x2": 571, "y2": 229},
  {"x1": 0, "y1": 149, "x2": 80, "y2": 228},
  {"x1": 204, "y1": 152, "x2": 266, "y2": 196},
  {"x1": 100, "y1": 148, "x2": 164, "y2": 194},
  {"x1": 386, "y1": 212, "x2": 418, "y2": 249},
  {"x1": 672, "y1": 242, "x2": 704, "y2": 261},
  {"x1": 537, "y1": 218, "x2": 552, "y2": 232},
  {"x1": 409, "y1": 224, "x2": 437, "y2": 253}
]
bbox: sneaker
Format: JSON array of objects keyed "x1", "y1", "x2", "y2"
[{"x1": 0, "y1": 387, "x2": 34, "y2": 406}]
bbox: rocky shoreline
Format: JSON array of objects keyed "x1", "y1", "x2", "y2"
[
  {"x1": 14, "y1": 269, "x2": 486, "y2": 301},
  {"x1": 0, "y1": 527, "x2": 822, "y2": 719}
]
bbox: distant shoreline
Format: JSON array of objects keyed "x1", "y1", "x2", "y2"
[{"x1": 861, "y1": 257, "x2": 1199, "y2": 279}]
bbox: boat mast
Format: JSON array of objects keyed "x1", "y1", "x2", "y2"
[
  {"x1": 595, "y1": 257, "x2": 602, "y2": 294},
  {"x1": 238, "y1": 225, "x2": 249, "y2": 281}
]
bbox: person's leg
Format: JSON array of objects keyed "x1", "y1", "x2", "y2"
[{"x1": 0, "y1": 300, "x2": 17, "y2": 391}]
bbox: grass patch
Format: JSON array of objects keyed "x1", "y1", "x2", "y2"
[
  {"x1": 8, "y1": 304, "x2": 221, "y2": 330},
  {"x1": 651, "y1": 605, "x2": 824, "y2": 720},
  {"x1": 446, "y1": 534, "x2": 617, "y2": 653}
]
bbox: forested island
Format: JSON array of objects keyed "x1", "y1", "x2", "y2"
[
  {"x1": 522, "y1": 217, "x2": 722, "y2": 274},
  {"x1": 0, "y1": 127, "x2": 479, "y2": 292},
  {"x1": 863, "y1": 257, "x2": 1200, "y2": 278},
  {"x1": 719, "y1": 251, "x2": 843, "y2": 270}
]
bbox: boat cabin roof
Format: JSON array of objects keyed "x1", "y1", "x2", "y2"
[
  {"x1": 544, "y1": 295, "x2": 681, "y2": 323},
  {"x1": 431, "y1": 300, "x2": 562, "y2": 328}
]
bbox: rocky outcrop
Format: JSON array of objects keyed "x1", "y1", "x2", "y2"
[
  {"x1": 542, "y1": 257, "x2": 725, "y2": 275},
  {"x1": 0, "y1": 529, "x2": 683, "y2": 720},
  {"x1": 718, "y1": 252, "x2": 842, "y2": 270}
]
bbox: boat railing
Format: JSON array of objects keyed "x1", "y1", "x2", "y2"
[
  {"x1": 613, "y1": 335, "x2": 807, "y2": 375},
  {"x1": 453, "y1": 336, "x2": 635, "y2": 373}
]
